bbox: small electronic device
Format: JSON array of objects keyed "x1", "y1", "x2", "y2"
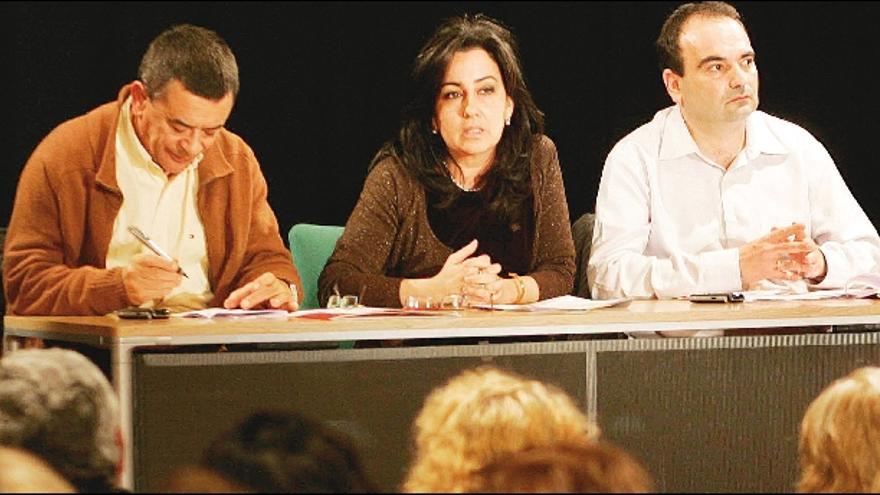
[
  {"x1": 688, "y1": 293, "x2": 745, "y2": 303},
  {"x1": 115, "y1": 307, "x2": 172, "y2": 319}
]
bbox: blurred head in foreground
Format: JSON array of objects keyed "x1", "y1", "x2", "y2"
[
  {"x1": 403, "y1": 366, "x2": 600, "y2": 492},
  {"x1": 0, "y1": 446, "x2": 76, "y2": 493},
  {"x1": 185, "y1": 410, "x2": 375, "y2": 493},
  {"x1": 473, "y1": 439, "x2": 653, "y2": 493},
  {"x1": 0, "y1": 348, "x2": 120, "y2": 492},
  {"x1": 799, "y1": 366, "x2": 880, "y2": 492}
]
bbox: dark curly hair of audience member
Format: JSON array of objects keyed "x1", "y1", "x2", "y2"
[{"x1": 201, "y1": 411, "x2": 376, "y2": 493}]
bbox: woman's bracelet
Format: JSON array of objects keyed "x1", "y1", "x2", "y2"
[{"x1": 509, "y1": 272, "x2": 526, "y2": 304}]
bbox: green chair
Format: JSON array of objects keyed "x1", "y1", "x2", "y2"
[{"x1": 288, "y1": 223, "x2": 345, "y2": 310}]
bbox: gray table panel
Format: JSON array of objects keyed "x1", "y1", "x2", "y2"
[
  {"x1": 596, "y1": 332, "x2": 880, "y2": 492},
  {"x1": 133, "y1": 342, "x2": 589, "y2": 492}
]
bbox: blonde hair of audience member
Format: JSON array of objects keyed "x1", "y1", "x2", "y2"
[
  {"x1": 798, "y1": 366, "x2": 880, "y2": 493},
  {"x1": 0, "y1": 446, "x2": 76, "y2": 493},
  {"x1": 0, "y1": 348, "x2": 121, "y2": 492},
  {"x1": 403, "y1": 366, "x2": 600, "y2": 492},
  {"x1": 473, "y1": 440, "x2": 653, "y2": 493}
]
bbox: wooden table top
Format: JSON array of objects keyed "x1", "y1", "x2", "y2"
[{"x1": 6, "y1": 299, "x2": 880, "y2": 344}]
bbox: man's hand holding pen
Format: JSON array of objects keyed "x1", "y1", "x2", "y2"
[{"x1": 122, "y1": 253, "x2": 184, "y2": 306}]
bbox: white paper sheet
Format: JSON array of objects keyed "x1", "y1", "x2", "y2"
[
  {"x1": 724, "y1": 272, "x2": 880, "y2": 302},
  {"x1": 472, "y1": 295, "x2": 630, "y2": 312},
  {"x1": 175, "y1": 308, "x2": 291, "y2": 319},
  {"x1": 733, "y1": 289, "x2": 850, "y2": 302}
]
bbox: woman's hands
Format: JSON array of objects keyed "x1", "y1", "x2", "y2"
[
  {"x1": 400, "y1": 240, "x2": 497, "y2": 306},
  {"x1": 399, "y1": 240, "x2": 538, "y2": 306}
]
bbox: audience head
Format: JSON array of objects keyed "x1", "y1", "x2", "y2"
[
  {"x1": 199, "y1": 410, "x2": 375, "y2": 493},
  {"x1": 379, "y1": 13, "x2": 544, "y2": 223},
  {"x1": 162, "y1": 465, "x2": 252, "y2": 493},
  {"x1": 0, "y1": 446, "x2": 76, "y2": 493},
  {"x1": 0, "y1": 348, "x2": 121, "y2": 492},
  {"x1": 798, "y1": 366, "x2": 880, "y2": 492},
  {"x1": 403, "y1": 366, "x2": 600, "y2": 492},
  {"x1": 473, "y1": 440, "x2": 654, "y2": 493}
]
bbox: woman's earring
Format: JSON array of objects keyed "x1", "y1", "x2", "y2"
[
  {"x1": 431, "y1": 128, "x2": 438, "y2": 134},
  {"x1": 505, "y1": 117, "x2": 511, "y2": 126}
]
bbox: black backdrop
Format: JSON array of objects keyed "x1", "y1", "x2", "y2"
[{"x1": 3, "y1": 1, "x2": 878, "y2": 240}]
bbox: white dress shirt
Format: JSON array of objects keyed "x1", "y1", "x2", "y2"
[
  {"x1": 106, "y1": 98, "x2": 213, "y2": 310},
  {"x1": 589, "y1": 105, "x2": 880, "y2": 299}
]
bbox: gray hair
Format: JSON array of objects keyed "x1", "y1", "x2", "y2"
[
  {"x1": 138, "y1": 23, "x2": 239, "y2": 100},
  {"x1": 0, "y1": 349, "x2": 120, "y2": 491}
]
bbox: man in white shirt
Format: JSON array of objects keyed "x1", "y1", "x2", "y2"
[{"x1": 589, "y1": 1, "x2": 880, "y2": 300}]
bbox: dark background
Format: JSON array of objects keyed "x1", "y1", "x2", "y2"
[{"x1": 3, "y1": 1, "x2": 878, "y2": 240}]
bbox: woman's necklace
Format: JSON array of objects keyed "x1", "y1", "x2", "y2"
[
  {"x1": 445, "y1": 160, "x2": 481, "y2": 192},
  {"x1": 451, "y1": 176, "x2": 479, "y2": 193}
]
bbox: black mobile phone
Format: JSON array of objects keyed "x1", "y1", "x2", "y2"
[
  {"x1": 688, "y1": 293, "x2": 744, "y2": 303},
  {"x1": 150, "y1": 308, "x2": 171, "y2": 319},
  {"x1": 115, "y1": 307, "x2": 171, "y2": 319}
]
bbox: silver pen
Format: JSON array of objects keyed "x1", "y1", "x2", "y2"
[{"x1": 127, "y1": 226, "x2": 189, "y2": 278}]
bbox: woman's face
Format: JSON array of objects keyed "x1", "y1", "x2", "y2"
[{"x1": 433, "y1": 48, "x2": 514, "y2": 169}]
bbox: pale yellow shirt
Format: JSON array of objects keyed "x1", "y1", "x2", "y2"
[{"x1": 106, "y1": 98, "x2": 213, "y2": 310}]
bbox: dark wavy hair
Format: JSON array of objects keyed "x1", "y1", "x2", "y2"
[
  {"x1": 203, "y1": 411, "x2": 376, "y2": 493},
  {"x1": 371, "y1": 14, "x2": 545, "y2": 226}
]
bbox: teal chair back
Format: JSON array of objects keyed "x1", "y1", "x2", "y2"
[{"x1": 288, "y1": 223, "x2": 345, "y2": 309}]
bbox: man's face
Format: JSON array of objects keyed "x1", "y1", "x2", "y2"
[
  {"x1": 664, "y1": 15, "x2": 759, "y2": 127},
  {"x1": 130, "y1": 79, "x2": 234, "y2": 176}
]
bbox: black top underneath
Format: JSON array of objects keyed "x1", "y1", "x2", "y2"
[{"x1": 426, "y1": 188, "x2": 534, "y2": 275}]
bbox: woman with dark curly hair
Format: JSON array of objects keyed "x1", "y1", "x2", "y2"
[
  {"x1": 165, "y1": 411, "x2": 376, "y2": 493},
  {"x1": 320, "y1": 14, "x2": 575, "y2": 308}
]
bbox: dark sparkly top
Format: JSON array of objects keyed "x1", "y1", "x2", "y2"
[
  {"x1": 426, "y1": 187, "x2": 534, "y2": 276},
  {"x1": 319, "y1": 135, "x2": 575, "y2": 307}
]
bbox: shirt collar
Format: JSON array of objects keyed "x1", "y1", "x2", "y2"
[
  {"x1": 658, "y1": 105, "x2": 701, "y2": 161},
  {"x1": 659, "y1": 105, "x2": 789, "y2": 162},
  {"x1": 743, "y1": 111, "x2": 789, "y2": 159}
]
